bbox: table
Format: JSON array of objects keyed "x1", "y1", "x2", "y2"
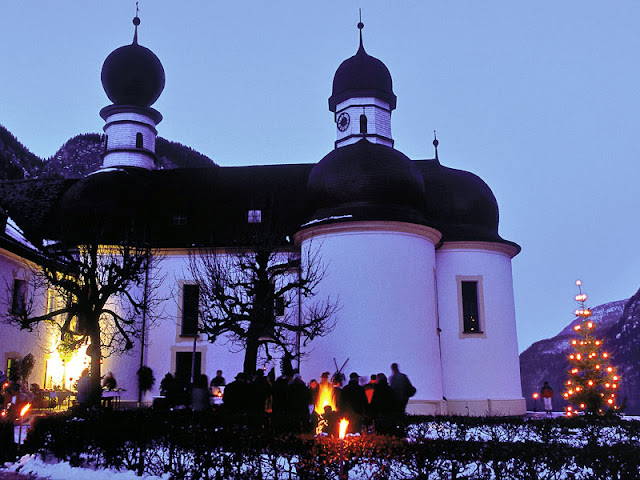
[
  {"x1": 48, "y1": 390, "x2": 72, "y2": 408},
  {"x1": 101, "y1": 390, "x2": 122, "y2": 408}
]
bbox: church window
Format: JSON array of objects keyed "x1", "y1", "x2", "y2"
[
  {"x1": 172, "y1": 213, "x2": 188, "y2": 226},
  {"x1": 461, "y1": 281, "x2": 480, "y2": 333},
  {"x1": 360, "y1": 114, "x2": 368, "y2": 134},
  {"x1": 248, "y1": 209, "x2": 262, "y2": 223},
  {"x1": 104, "y1": 135, "x2": 108, "y2": 154},
  {"x1": 175, "y1": 351, "x2": 201, "y2": 381},
  {"x1": 136, "y1": 132, "x2": 144, "y2": 149},
  {"x1": 457, "y1": 275, "x2": 486, "y2": 337},
  {"x1": 181, "y1": 284, "x2": 199, "y2": 336},
  {"x1": 11, "y1": 279, "x2": 27, "y2": 316}
]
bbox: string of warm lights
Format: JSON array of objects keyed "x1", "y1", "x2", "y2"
[{"x1": 563, "y1": 280, "x2": 620, "y2": 416}]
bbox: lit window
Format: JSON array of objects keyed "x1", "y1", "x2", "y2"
[
  {"x1": 248, "y1": 210, "x2": 262, "y2": 223},
  {"x1": 181, "y1": 284, "x2": 199, "y2": 336}
]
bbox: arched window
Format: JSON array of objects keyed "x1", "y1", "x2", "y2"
[
  {"x1": 360, "y1": 114, "x2": 368, "y2": 135},
  {"x1": 103, "y1": 135, "x2": 108, "y2": 154},
  {"x1": 136, "y1": 132, "x2": 143, "y2": 149}
]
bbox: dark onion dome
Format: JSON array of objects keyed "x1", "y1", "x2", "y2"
[
  {"x1": 307, "y1": 139, "x2": 426, "y2": 225},
  {"x1": 328, "y1": 34, "x2": 397, "y2": 112},
  {"x1": 101, "y1": 19, "x2": 165, "y2": 107},
  {"x1": 416, "y1": 160, "x2": 520, "y2": 252},
  {"x1": 50, "y1": 168, "x2": 152, "y2": 243}
]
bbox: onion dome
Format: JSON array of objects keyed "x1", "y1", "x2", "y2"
[
  {"x1": 307, "y1": 139, "x2": 426, "y2": 224},
  {"x1": 101, "y1": 16, "x2": 165, "y2": 107},
  {"x1": 50, "y1": 168, "x2": 151, "y2": 243},
  {"x1": 328, "y1": 23, "x2": 396, "y2": 112},
  {"x1": 419, "y1": 159, "x2": 520, "y2": 251}
]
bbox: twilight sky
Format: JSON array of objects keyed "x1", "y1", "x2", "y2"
[{"x1": 2, "y1": 2, "x2": 640, "y2": 352}]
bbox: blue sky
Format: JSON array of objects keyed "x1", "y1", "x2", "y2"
[{"x1": 2, "y1": 2, "x2": 640, "y2": 352}]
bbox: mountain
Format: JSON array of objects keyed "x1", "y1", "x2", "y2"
[
  {"x1": 40, "y1": 134, "x2": 217, "y2": 178},
  {"x1": 520, "y1": 291, "x2": 640, "y2": 414},
  {"x1": 0, "y1": 125, "x2": 216, "y2": 180},
  {"x1": 0, "y1": 124, "x2": 43, "y2": 180}
]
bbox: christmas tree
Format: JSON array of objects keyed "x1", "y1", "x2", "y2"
[{"x1": 563, "y1": 280, "x2": 620, "y2": 415}]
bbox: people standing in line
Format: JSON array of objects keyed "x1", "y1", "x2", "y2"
[
  {"x1": 364, "y1": 374, "x2": 377, "y2": 404},
  {"x1": 389, "y1": 362, "x2": 416, "y2": 414},
  {"x1": 541, "y1": 381, "x2": 554, "y2": 414}
]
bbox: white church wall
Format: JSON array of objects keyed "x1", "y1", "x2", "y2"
[
  {"x1": 435, "y1": 242, "x2": 525, "y2": 414},
  {"x1": 297, "y1": 221, "x2": 443, "y2": 404}
]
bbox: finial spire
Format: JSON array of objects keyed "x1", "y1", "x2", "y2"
[
  {"x1": 133, "y1": 2, "x2": 140, "y2": 45},
  {"x1": 357, "y1": 9, "x2": 364, "y2": 49},
  {"x1": 433, "y1": 130, "x2": 439, "y2": 162}
]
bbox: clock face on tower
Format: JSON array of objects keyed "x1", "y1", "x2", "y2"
[{"x1": 337, "y1": 112, "x2": 350, "y2": 132}]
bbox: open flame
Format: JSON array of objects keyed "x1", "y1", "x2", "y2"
[
  {"x1": 339, "y1": 418, "x2": 349, "y2": 439},
  {"x1": 20, "y1": 403, "x2": 31, "y2": 417},
  {"x1": 315, "y1": 382, "x2": 337, "y2": 415}
]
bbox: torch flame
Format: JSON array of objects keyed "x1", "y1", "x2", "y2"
[
  {"x1": 20, "y1": 403, "x2": 31, "y2": 417},
  {"x1": 339, "y1": 418, "x2": 349, "y2": 439}
]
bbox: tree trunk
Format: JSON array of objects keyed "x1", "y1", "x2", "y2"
[
  {"x1": 244, "y1": 336, "x2": 259, "y2": 376},
  {"x1": 88, "y1": 328, "x2": 102, "y2": 406}
]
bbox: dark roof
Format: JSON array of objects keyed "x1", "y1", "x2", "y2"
[
  {"x1": 0, "y1": 152, "x2": 518, "y2": 252},
  {"x1": 415, "y1": 159, "x2": 520, "y2": 252},
  {"x1": 307, "y1": 139, "x2": 426, "y2": 226},
  {"x1": 329, "y1": 40, "x2": 396, "y2": 112},
  {"x1": 101, "y1": 41, "x2": 165, "y2": 107}
]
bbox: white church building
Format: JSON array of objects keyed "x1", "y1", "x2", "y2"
[{"x1": 0, "y1": 16, "x2": 525, "y2": 416}]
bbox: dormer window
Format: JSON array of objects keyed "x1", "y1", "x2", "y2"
[
  {"x1": 136, "y1": 132, "x2": 143, "y2": 149},
  {"x1": 248, "y1": 209, "x2": 262, "y2": 223}
]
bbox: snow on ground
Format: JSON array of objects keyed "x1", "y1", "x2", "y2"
[{"x1": 3, "y1": 455, "x2": 170, "y2": 480}]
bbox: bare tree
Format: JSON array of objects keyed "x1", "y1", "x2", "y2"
[
  {"x1": 188, "y1": 226, "x2": 338, "y2": 375},
  {"x1": 3, "y1": 239, "x2": 163, "y2": 405}
]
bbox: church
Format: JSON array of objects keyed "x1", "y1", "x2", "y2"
[{"x1": 0, "y1": 14, "x2": 525, "y2": 416}]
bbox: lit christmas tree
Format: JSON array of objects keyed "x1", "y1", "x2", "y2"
[{"x1": 563, "y1": 280, "x2": 620, "y2": 416}]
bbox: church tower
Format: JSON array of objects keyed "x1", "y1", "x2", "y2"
[
  {"x1": 99, "y1": 14, "x2": 165, "y2": 170},
  {"x1": 329, "y1": 21, "x2": 396, "y2": 148}
]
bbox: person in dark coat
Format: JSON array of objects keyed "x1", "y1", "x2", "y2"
[
  {"x1": 223, "y1": 372, "x2": 249, "y2": 413},
  {"x1": 364, "y1": 374, "x2": 377, "y2": 404},
  {"x1": 389, "y1": 363, "x2": 415, "y2": 414},
  {"x1": 247, "y1": 369, "x2": 271, "y2": 415},
  {"x1": 369, "y1": 373, "x2": 397, "y2": 416},
  {"x1": 287, "y1": 373, "x2": 312, "y2": 431},
  {"x1": 191, "y1": 374, "x2": 210, "y2": 411},
  {"x1": 271, "y1": 372, "x2": 290, "y2": 415},
  {"x1": 339, "y1": 372, "x2": 368, "y2": 432}
]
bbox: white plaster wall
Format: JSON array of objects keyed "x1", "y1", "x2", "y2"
[
  {"x1": 0, "y1": 251, "x2": 51, "y2": 388},
  {"x1": 436, "y1": 243, "x2": 523, "y2": 401},
  {"x1": 102, "y1": 110, "x2": 157, "y2": 170},
  {"x1": 298, "y1": 222, "x2": 443, "y2": 400},
  {"x1": 335, "y1": 97, "x2": 392, "y2": 148}
]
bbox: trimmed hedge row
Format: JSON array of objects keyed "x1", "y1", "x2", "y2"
[{"x1": 20, "y1": 410, "x2": 640, "y2": 479}]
